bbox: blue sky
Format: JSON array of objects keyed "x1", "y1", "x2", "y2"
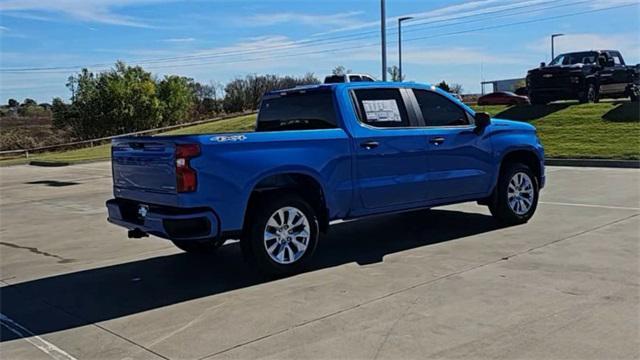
[{"x1": 1, "y1": 0, "x2": 639, "y2": 103}]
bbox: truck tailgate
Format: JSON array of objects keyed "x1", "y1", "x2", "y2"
[{"x1": 112, "y1": 138, "x2": 176, "y2": 194}]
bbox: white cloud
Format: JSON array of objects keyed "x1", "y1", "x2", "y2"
[
  {"x1": 313, "y1": 0, "x2": 551, "y2": 36},
  {"x1": 162, "y1": 37, "x2": 196, "y2": 43},
  {"x1": 589, "y1": 0, "x2": 638, "y2": 10},
  {"x1": 0, "y1": 0, "x2": 173, "y2": 28},
  {"x1": 244, "y1": 11, "x2": 365, "y2": 28}
]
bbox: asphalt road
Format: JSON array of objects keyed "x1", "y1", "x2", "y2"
[{"x1": 0, "y1": 162, "x2": 638, "y2": 360}]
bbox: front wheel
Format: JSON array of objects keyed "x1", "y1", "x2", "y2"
[
  {"x1": 242, "y1": 193, "x2": 319, "y2": 276},
  {"x1": 488, "y1": 163, "x2": 539, "y2": 225},
  {"x1": 580, "y1": 83, "x2": 599, "y2": 103}
]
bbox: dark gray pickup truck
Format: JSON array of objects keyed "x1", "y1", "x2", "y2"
[{"x1": 526, "y1": 50, "x2": 639, "y2": 104}]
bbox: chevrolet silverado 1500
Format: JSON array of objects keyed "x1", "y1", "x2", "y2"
[{"x1": 107, "y1": 82, "x2": 545, "y2": 274}]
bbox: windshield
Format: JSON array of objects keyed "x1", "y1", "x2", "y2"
[{"x1": 549, "y1": 51, "x2": 598, "y2": 66}]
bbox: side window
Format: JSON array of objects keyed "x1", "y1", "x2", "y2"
[
  {"x1": 353, "y1": 88, "x2": 410, "y2": 128},
  {"x1": 349, "y1": 75, "x2": 363, "y2": 82},
  {"x1": 612, "y1": 54, "x2": 622, "y2": 65},
  {"x1": 413, "y1": 89, "x2": 470, "y2": 127}
]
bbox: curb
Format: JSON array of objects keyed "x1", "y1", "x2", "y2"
[
  {"x1": 545, "y1": 158, "x2": 640, "y2": 169},
  {"x1": 29, "y1": 161, "x2": 71, "y2": 167}
]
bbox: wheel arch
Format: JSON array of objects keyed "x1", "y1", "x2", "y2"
[
  {"x1": 244, "y1": 171, "x2": 329, "y2": 234},
  {"x1": 499, "y1": 149, "x2": 542, "y2": 184}
]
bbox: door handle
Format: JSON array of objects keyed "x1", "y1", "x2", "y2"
[
  {"x1": 360, "y1": 141, "x2": 379, "y2": 150},
  {"x1": 429, "y1": 137, "x2": 446, "y2": 145}
]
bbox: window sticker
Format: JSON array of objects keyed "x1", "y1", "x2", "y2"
[{"x1": 362, "y1": 99, "x2": 402, "y2": 122}]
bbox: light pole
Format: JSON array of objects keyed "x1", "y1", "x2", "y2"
[
  {"x1": 398, "y1": 16, "x2": 413, "y2": 82},
  {"x1": 551, "y1": 33, "x2": 564, "y2": 61},
  {"x1": 381, "y1": 0, "x2": 387, "y2": 81}
]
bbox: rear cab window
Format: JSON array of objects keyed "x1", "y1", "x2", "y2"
[
  {"x1": 257, "y1": 90, "x2": 339, "y2": 131},
  {"x1": 352, "y1": 88, "x2": 410, "y2": 128}
]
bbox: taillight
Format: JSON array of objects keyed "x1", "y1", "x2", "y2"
[{"x1": 176, "y1": 144, "x2": 200, "y2": 192}]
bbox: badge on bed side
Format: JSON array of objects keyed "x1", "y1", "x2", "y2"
[{"x1": 212, "y1": 134, "x2": 247, "y2": 143}]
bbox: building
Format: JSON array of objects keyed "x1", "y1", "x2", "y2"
[{"x1": 481, "y1": 78, "x2": 525, "y2": 94}]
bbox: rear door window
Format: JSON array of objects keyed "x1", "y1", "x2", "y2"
[
  {"x1": 257, "y1": 91, "x2": 338, "y2": 131},
  {"x1": 353, "y1": 88, "x2": 410, "y2": 128}
]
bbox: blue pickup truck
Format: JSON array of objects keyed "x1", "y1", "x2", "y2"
[{"x1": 107, "y1": 82, "x2": 545, "y2": 274}]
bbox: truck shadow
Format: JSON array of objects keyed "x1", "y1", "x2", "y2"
[
  {"x1": 0, "y1": 208, "x2": 504, "y2": 342},
  {"x1": 493, "y1": 103, "x2": 570, "y2": 122},
  {"x1": 602, "y1": 101, "x2": 640, "y2": 122}
]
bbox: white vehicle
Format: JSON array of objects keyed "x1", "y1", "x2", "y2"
[{"x1": 324, "y1": 73, "x2": 376, "y2": 83}]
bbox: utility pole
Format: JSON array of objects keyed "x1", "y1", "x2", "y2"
[
  {"x1": 398, "y1": 16, "x2": 412, "y2": 82},
  {"x1": 551, "y1": 33, "x2": 564, "y2": 60},
  {"x1": 381, "y1": 0, "x2": 387, "y2": 81}
]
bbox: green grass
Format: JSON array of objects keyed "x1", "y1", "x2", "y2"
[
  {"x1": 1, "y1": 102, "x2": 638, "y2": 166},
  {"x1": 478, "y1": 102, "x2": 640, "y2": 160}
]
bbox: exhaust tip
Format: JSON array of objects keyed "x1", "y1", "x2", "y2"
[{"x1": 128, "y1": 229, "x2": 149, "y2": 239}]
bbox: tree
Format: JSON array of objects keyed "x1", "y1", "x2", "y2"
[
  {"x1": 387, "y1": 66, "x2": 404, "y2": 82},
  {"x1": 57, "y1": 62, "x2": 163, "y2": 139},
  {"x1": 436, "y1": 81, "x2": 451, "y2": 93},
  {"x1": 7, "y1": 99, "x2": 18, "y2": 108},
  {"x1": 22, "y1": 98, "x2": 37, "y2": 106},
  {"x1": 158, "y1": 75, "x2": 196, "y2": 125},
  {"x1": 449, "y1": 83, "x2": 464, "y2": 94},
  {"x1": 223, "y1": 73, "x2": 320, "y2": 113},
  {"x1": 332, "y1": 65, "x2": 351, "y2": 76}
]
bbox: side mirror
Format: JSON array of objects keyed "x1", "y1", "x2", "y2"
[
  {"x1": 540, "y1": 62, "x2": 546, "y2": 68},
  {"x1": 475, "y1": 112, "x2": 491, "y2": 131}
]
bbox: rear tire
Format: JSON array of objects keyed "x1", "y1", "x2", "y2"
[
  {"x1": 242, "y1": 193, "x2": 319, "y2": 276},
  {"x1": 172, "y1": 239, "x2": 222, "y2": 254},
  {"x1": 488, "y1": 163, "x2": 539, "y2": 225}
]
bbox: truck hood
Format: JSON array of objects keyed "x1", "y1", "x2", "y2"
[
  {"x1": 490, "y1": 118, "x2": 536, "y2": 132},
  {"x1": 527, "y1": 64, "x2": 590, "y2": 75}
]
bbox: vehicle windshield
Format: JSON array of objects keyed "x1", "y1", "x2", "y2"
[{"x1": 549, "y1": 51, "x2": 599, "y2": 66}]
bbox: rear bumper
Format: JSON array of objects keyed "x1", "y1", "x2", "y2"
[{"x1": 106, "y1": 199, "x2": 219, "y2": 241}]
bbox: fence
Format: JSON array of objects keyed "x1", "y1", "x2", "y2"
[{"x1": 0, "y1": 111, "x2": 257, "y2": 160}]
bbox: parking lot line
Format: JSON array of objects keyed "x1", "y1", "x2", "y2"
[
  {"x1": 539, "y1": 201, "x2": 640, "y2": 211},
  {"x1": 0, "y1": 313, "x2": 77, "y2": 360}
]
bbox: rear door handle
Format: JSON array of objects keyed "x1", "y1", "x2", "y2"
[
  {"x1": 429, "y1": 137, "x2": 446, "y2": 145},
  {"x1": 360, "y1": 141, "x2": 379, "y2": 150}
]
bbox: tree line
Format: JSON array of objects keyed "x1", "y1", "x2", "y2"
[{"x1": 51, "y1": 61, "x2": 320, "y2": 139}]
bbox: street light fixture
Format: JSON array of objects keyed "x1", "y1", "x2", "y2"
[
  {"x1": 551, "y1": 33, "x2": 564, "y2": 61},
  {"x1": 398, "y1": 16, "x2": 413, "y2": 82}
]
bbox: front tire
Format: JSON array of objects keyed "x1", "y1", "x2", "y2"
[
  {"x1": 488, "y1": 163, "x2": 539, "y2": 225},
  {"x1": 580, "y1": 83, "x2": 599, "y2": 103},
  {"x1": 242, "y1": 193, "x2": 319, "y2": 276}
]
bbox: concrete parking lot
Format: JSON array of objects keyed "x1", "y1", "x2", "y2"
[{"x1": 0, "y1": 162, "x2": 638, "y2": 359}]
